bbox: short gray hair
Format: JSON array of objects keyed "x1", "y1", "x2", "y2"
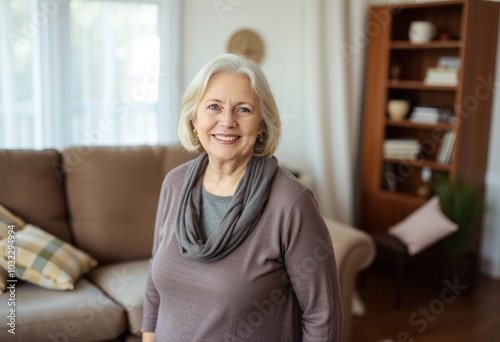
[{"x1": 178, "y1": 54, "x2": 281, "y2": 158}]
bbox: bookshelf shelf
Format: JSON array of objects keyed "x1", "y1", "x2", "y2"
[
  {"x1": 388, "y1": 80, "x2": 457, "y2": 91},
  {"x1": 391, "y1": 40, "x2": 462, "y2": 50},
  {"x1": 360, "y1": 0, "x2": 498, "y2": 234},
  {"x1": 383, "y1": 158, "x2": 452, "y2": 172},
  {"x1": 379, "y1": 190, "x2": 428, "y2": 206},
  {"x1": 385, "y1": 119, "x2": 454, "y2": 130},
  {"x1": 395, "y1": 0, "x2": 464, "y2": 10}
]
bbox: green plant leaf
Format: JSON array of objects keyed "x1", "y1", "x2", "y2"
[{"x1": 432, "y1": 175, "x2": 484, "y2": 258}]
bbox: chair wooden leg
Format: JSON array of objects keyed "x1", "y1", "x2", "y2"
[{"x1": 395, "y1": 255, "x2": 405, "y2": 309}]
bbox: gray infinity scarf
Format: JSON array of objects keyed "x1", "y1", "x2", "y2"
[{"x1": 175, "y1": 152, "x2": 278, "y2": 262}]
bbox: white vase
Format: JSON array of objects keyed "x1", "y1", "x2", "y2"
[
  {"x1": 409, "y1": 21, "x2": 437, "y2": 44},
  {"x1": 387, "y1": 100, "x2": 410, "y2": 121}
]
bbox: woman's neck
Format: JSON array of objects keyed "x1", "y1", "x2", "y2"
[{"x1": 202, "y1": 156, "x2": 251, "y2": 196}]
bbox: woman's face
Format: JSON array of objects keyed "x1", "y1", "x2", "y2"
[{"x1": 192, "y1": 72, "x2": 262, "y2": 167}]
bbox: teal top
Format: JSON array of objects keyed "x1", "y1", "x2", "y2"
[{"x1": 199, "y1": 187, "x2": 232, "y2": 242}]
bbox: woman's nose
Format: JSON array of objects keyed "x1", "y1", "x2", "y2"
[{"x1": 219, "y1": 110, "x2": 237, "y2": 128}]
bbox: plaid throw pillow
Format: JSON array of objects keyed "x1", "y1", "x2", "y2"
[
  {"x1": 0, "y1": 224, "x2": 97, "y2": 291},
  {"x1": 0, "y1": 204, "x2": 25, "y2": 239}
]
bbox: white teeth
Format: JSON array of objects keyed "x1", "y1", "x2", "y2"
[{"x1": 215, "y1": 135, "x2": 238, "y2": 141}]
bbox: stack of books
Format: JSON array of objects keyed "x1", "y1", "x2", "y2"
[
  {"x1": 410, "y1": 105, "x2": 455, "y2": 124},
  {"x1": 437, "y1": 131, "x2": 456, "y2": 164},
  {"x1": 384, "y1": 139, "x2": 421, "y2": 160},
  {"x1": 424, "y1": 67, "x2": 459, "y2": 86}
]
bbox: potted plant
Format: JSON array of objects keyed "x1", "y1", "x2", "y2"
[{"x1": 433, "y1": 175, "x2": 485, "y2": 294}]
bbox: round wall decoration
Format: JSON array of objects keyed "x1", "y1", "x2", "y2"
[{"x1": 227, "y1": 29, "x2": 265, "y2": 63}]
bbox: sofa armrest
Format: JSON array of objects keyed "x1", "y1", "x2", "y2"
[{"x1": 323, "y1": 217, "x2": 375, "y2": 342}]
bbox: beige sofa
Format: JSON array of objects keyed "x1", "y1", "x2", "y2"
[{"x1": 0, "y1": 145, "x2": 374, "y2": 342}]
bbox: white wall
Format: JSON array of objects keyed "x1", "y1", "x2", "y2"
[{"x1": 183, "y1": 0, "x2": 310, "y2": 174}]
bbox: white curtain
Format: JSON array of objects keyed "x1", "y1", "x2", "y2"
[
  {"x1": 302, "y1": 0, "x2": 367, "y2": 225},
  {"x1": 0, "y1": 0, "x2": 41, "y2": 148}
]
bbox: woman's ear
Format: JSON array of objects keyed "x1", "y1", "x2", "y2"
[
  {"x1": 258, "y1": 120, "x2": 264, "y2": 131},
  {"x1": 259, "y1": 122, "x2": 266, "y2": 134}
]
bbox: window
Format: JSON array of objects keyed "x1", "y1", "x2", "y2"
[
  {"x1": 0, "y1": 0, "x2": 180, "y2": 149},
  {"x1": 0, "y1": 0, "x2": 40, "y2": 148}
]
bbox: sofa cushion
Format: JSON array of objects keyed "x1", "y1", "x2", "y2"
[
  {"x1": 0, "y1": 149, "x2": 72, "y2": 242},
  {"x1": 0, "y1": 278, "x2": 126, "y2": 341},
  {"x1": 63, "y1": 145, "x2": 194, "y2": 263},
  {"x1": 87, "y1": 259, "x2": 149, "y2": 336},
  {"x1": 0, "y1": 224, "x2": 97, "y2": 290}
]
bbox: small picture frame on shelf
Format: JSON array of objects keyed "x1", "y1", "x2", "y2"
[
  {"x1": 416, "y1": 167, "x2": 432, "y2": 198},
  {"x1": 382, "y1": 163, "x2": 398, "y2": 192},
  {"x1": 390, "y1": 64, "x2": 401, "y2": 81}
]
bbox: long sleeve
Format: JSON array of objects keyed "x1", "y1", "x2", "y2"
[
  {"x1": 141, "y1": 176, "x2": 169, "y2": 332},
  {"x1": 282, "y1": 189, "x2": 343, "y2": 341}
]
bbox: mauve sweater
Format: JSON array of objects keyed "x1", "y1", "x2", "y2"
[{"x1": 141, "y1": 161, "x2": 343, "y2": 341}]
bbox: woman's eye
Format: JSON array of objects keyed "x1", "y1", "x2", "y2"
[
  {"x1": 208, "y1": 104, "x2": 220, "y2": 110},
  {"x1": 236, "y1": 107, "x2": 251, "y2": 113}
]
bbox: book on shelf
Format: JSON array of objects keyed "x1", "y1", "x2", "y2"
[
  {"x1": 409, "y1": 105, "x2": 455, "y2": 124},
  {"x1": 423, "y1": 67, "x2": 459, "y2": 86},
  {"x1": 383, "y1": 139, "x2": 421, "y2": 160},
  {"x1": 436, "y1": 131, "x2": 456, "y2": 164}
]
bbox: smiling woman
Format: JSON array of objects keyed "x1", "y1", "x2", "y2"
[{"x1": 141, "y1": 54, "x2": 343, "y2": 342}]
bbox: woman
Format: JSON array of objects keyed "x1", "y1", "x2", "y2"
[{"x1": 142, "y1": 54, "x2": 342, "y2": 341}]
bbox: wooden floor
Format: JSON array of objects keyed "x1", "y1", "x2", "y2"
[{"x1": 352, "y1": 263, "x2": 500, "y2": 342}]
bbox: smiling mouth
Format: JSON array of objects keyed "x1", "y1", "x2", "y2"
[{"x1": 213, "y1": 134, "x2": 240, "y2": 142}]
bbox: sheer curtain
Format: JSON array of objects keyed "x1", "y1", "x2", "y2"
[
  {"x1": 0, "y1": 0, "x2": 42, "y2": 148},
  {"x1": 0, "y1": 0, "x2": 181, "y2": 150},
  {"x1": 302, "y1": 0, "x2": 367, "y2": 225}
]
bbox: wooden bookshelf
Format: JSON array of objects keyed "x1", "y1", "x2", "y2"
[{"x1": 360, "y1": 0, "x2": 499, "y2": 233}]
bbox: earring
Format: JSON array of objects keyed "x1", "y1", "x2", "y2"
[
  {"x1": 193, "y1": 127, "x2": 199, "y2": 144},
  {"x1": 257, "y1": 132, "x2": 263, "y2": 142}
]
